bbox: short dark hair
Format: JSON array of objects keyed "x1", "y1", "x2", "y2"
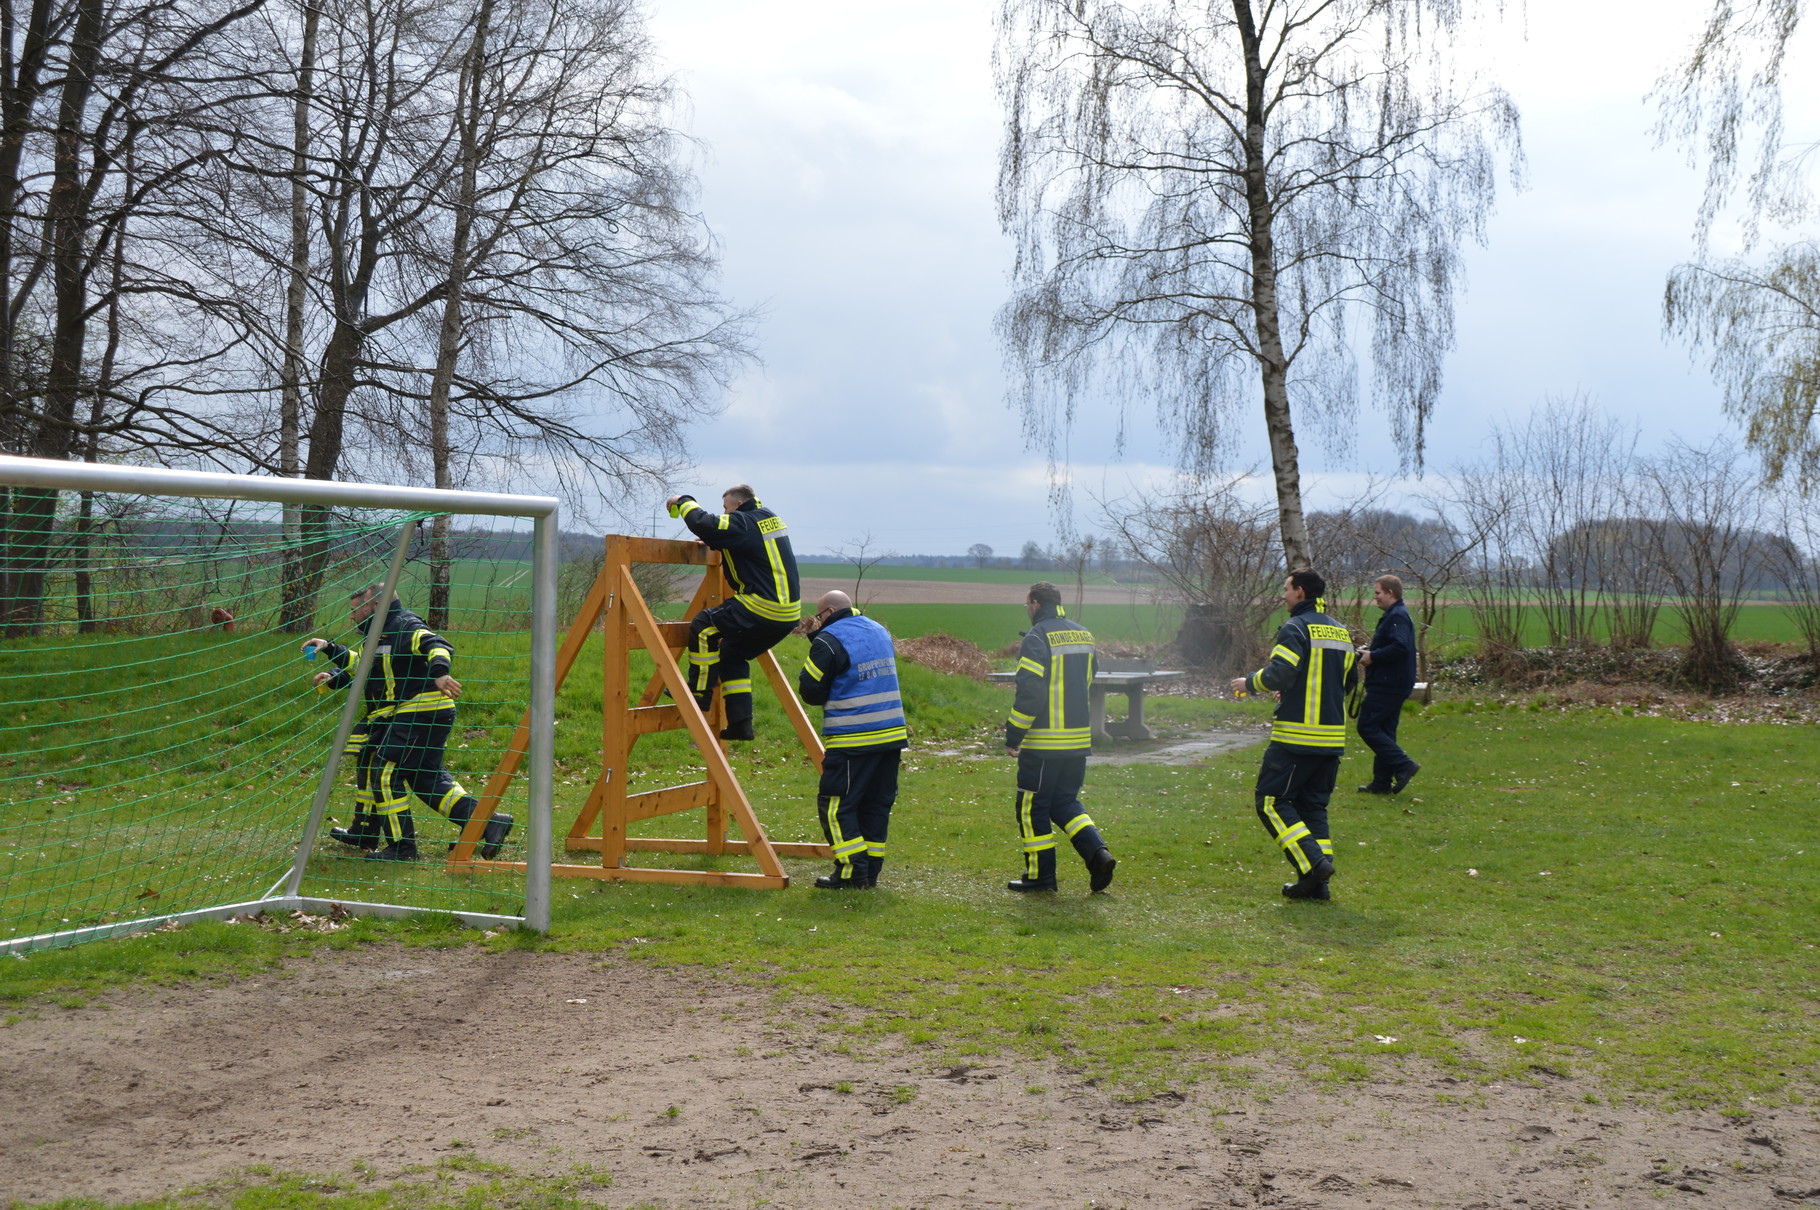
[
  {"x1": 723, "y1": 483, "x2": 755, "y2": 506},
  {"x1": 351, "y1": 584, "x2": 383, "y2": 604},
  {"x1": 1027, "y1": 581, "x2": 1063, "y2": 608},
  {"x1": 1375, "y1": 574, "x2": 1404, "y2": 599},
  {"x1": 1287, "y1": 568, "x2": 1325, "y2": 601}
]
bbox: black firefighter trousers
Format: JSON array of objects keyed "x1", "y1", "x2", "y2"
[{"x1": 1253, "y1": 742, "x2": 1338, "y2": 877}]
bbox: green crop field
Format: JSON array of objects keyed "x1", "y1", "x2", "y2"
[
  {"x1": 863, "y1": 601, "x2": 1185, "y2": 653},
  {"x1": 794, "y1": 561, "x2": 1125, "y2": 586}
]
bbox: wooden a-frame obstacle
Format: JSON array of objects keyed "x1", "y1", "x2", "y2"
[{"x1": 446, "y1": 534, "x2": 830, "y2": 888}]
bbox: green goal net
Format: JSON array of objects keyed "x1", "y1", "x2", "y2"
[{"x1": 1, "y1": 463, "x2": 556, "y2": 952}]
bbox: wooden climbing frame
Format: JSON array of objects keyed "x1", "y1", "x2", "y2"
[{"x1": 449, "y1": 534, "x2": 830, "y2": 887}]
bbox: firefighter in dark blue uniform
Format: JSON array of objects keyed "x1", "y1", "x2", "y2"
[
  {"x1": 1356, "y1": 574, "x2": 1421, "y2": 794},
  {"x1": 1231, "y1": 569, "x2": 1358, "y2": 901},
  {"x1": 667, "y1": 485, "x2": 801, "y2": 741},
  {"x1": 798, "y1": 590, "x2": 907, "y2": 889},
  {"x1": 1005, "y1": 582, "x2": 1116, "y2": 893},
  {"x1": 304, "y1": 586, "x2": 512, "y2": 862}
]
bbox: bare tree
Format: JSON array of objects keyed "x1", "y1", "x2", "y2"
[
  {"x1": 1052, "y1": 535, "x2": 1095, "y2": 619},
  {"x1": 995, "y1": 0, "x2": 1521, "y2": 568},
  {"x1": 828, "y1": 531, "x2": 894, "y2": 610},
  {"x1": 1511, "y1": 395, "x2": 1637, "y2": 647},
  {"x1": 968, "y1": 542, "x2": 993, "y2": 569},
  {"x1": 1449, "y1": 434, "x2": 1534, "y2": 661},
  {"x1": 1099, "y1": 476, "x2": 1279, "y2": 673},
  {"x1": 1635, "y1": 439, "x2": 1766, "y2": 691},
  {"x1": 1767, "y1": 482, "x2": 1820, "y2": 659}
]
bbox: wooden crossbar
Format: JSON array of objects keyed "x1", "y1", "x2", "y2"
[{"x1": 454, "y1": 532, "x2": 829, "y2": 886}]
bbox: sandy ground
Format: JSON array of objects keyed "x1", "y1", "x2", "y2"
[{"x1": 2, "y1": 946, "x2": 1816, "y2": 1209}]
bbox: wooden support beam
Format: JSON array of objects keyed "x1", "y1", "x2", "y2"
[
  {"x1": 758, "y1": 648, "x2": 826, "y2": 773},
  {"x1": 624, "y1": 838, "x2": 833, "y2": 858}
]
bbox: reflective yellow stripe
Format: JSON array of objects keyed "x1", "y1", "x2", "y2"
[
  {"x1": 1061, "y1": 814, "x2": 1094, "y2": 837},
  {"x1": 735, "y1": 591, "x2": 800, "y2": 623},
  {"x1": 1269, "y1": 723, "x2": 1345, "y2": 747},
  {"x1": 1020, "y1": 727, "x2": 1092, "y2": 750},
  {"x1": 764, "y1": 533, "x2": 790, "y2": 603},
  {"x1": 1261, "y1": 796, "x2": 1312, "y2": 874},
  {"x1": 825, "y1": 726, "x2": 910, "y2": 748},
  {"x1": 1017, "y1": 657, "x2": 1045, "y2": 676},
  {"x1": 804, "y1": 658, "x2": 824, "y2": 681},
  {"x1": 1008, "y1": 709, "x2": 1036, "y2": 728},
  {"x1": 1271, "y1": 644, "x2": 1301, "y2": 667},
  {"x1": 722, "y1": 678, "x2": 752, "y2": 694}
]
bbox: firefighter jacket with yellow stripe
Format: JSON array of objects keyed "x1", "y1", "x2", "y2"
[
  {"x1": 672, "y1": 495, "x2": 801, "y2": 625},
  {"x1": 1006, "y1": 604, "x2": 1095, "y2": 754},
  {"x1": 798, "y1": 609, "x2": 908, "y2": 752},
  {"x1": 319, "y1": 602, "x2": 457, "y2": 722},
  {"x1": 1245, "y1": 598, "x2": 1359, "y2": 751}
]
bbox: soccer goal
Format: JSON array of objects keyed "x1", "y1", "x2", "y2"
[{"x1": 0, "y1": 456, "x2": 556, "y2": 953}]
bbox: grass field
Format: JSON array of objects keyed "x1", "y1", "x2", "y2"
[{"x1": 8, "y1": 657, "x2": 1816, "y2": 1114}]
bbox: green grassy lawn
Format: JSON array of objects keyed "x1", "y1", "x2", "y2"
[{"x1": 8, "y1": 656, "x2": 1816, "y2": 1122}]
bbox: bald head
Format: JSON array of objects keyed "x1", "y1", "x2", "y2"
[{"x1": 818, "y1": 589, "x2": 852, "y2": 613}]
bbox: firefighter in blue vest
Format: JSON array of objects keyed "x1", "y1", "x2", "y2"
[
  {"x1": 797, "y1": 590, "x2": 906, "y2": 889},
  {"x1": 1230, "y1": 569, "x2": 1359, "y2": 901},
  {"x1": 1005, "y1": 582, "x2": 1116, "y2": 893},
  {"x1": 667, "y1": 484, "x2": 801, "y2": 741},
  {"x1": 302, "y1": 585, "x2": 512, "y2": 862}
]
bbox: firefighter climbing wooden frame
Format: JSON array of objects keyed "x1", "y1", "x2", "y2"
[{"x1": 451, "y1": 534, "x2": 829, "y2": 888}]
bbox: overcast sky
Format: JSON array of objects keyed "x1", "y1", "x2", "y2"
[{"x1": 636, "y1": 0, "x2": 1819, "y2": 557}]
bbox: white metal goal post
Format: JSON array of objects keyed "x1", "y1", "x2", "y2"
[{"x1": 0, "y1": 455, "x2": 556, "y2": 951}]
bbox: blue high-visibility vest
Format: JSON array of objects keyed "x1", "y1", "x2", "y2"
[{"x1": 820, "y1": 614, "x2": 908, "y2": 749}]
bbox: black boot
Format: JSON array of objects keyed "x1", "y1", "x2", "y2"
[
  {"x1": 719, "y1": 720, "x2": 756, "y2": 742},
  {"x1": 479, "y1": 812, "x2": 513, "y2": 860},
  {"x1": 450, "y1": 802, "x2": 515, "y2": 860},
  {"x1": 329, "y1": 811, "x2": 379, "y2": 851},
  {"x1": 1087, "y1": 847, "x2": 1117, "y2": 893},
  {"x1": 814, "y1": 861, "x2": 867, "y2": 890},
  {"x1": 865, "y1": 854, "x2": 884, "y2": 888},
  {"x1": 1282, "y1": 854, "x2": 1334, "y2": 900},
  {"x1": 1069, "y1": 823, "x2": 1115, "y2": 893},
  {"x1": 368, "y1": 840, "x2": 420, "y2": 862},
  {"x1": 1357, "y1": 782, "x2": 1392, "y2": 794},
  {"x1": 1390, "y1": 763, "x2": 1420, "y2": 794},
  {"x1": 1008, "y1": 846, "x2": 1057, "y2": 892}
]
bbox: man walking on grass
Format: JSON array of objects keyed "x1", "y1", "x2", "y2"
[
  {"x1": 1356, "y1": 574, "x2": 1420, "y2": 795},
  {"x1": 1231, "y1": 570, "x2": 1357, "y2": 901},
  {"x1": 1005, "y1": 582, "x2": 1116, "y2": 894}
]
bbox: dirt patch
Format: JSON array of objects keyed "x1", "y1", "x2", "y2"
[{"x1": 2, "y1": 945, "x2": 1816, "y2": 1208}]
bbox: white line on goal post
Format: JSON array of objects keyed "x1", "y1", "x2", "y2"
[{"x1": 0, "y1": 455, "x2": 557, "y2": 950}]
